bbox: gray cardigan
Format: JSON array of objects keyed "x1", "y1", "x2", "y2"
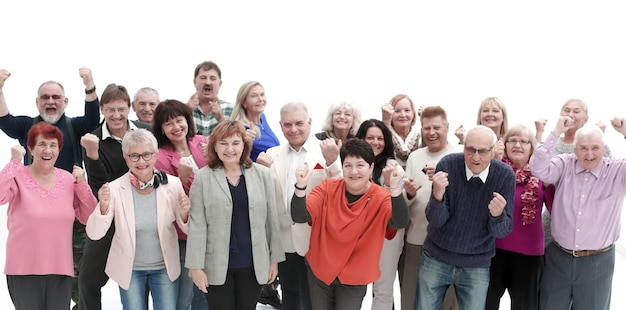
[{"x1": 185, "y1": 163, "x2": 285, "y2": 285}]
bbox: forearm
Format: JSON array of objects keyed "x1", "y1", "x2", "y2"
[
  {"x1": 0, "y1": 89, "x2": 8, "y2": 117},
  {"x1": 388, "y1": 195, "x2": 409, "y2": 229},
  {"x1": 290, "y1": 194, "x2": 311, "y2": 223}
]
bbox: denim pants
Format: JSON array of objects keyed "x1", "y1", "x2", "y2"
[
  {"x1": 417, "y1": 250, "x2": 489, "y2": 310},
  {"x1": 119, "y1": 268, "x2": 178, "y2": 310}
]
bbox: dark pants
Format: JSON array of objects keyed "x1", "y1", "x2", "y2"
[
  {"x1": 7, "y1": 274, "x2": 72, "y2": 310},
  {"x1": 539, "y1": 242, "x2": 614, "y2": 310},
  {"x1": 206, "y1": 267, "x2": 261, "y2": 310},
  {"x1": 278, "y1": 252, "x2": 312, "y2": 310},
  {"x1": 306, "y1": 264, "x2": 367, "y2": 310},
  {"x1": 486, "y1": 248, "x2": 543, "y2": 310},
  {"x1": 78, "y1": 223, "x2": 115, "y2": 310}
]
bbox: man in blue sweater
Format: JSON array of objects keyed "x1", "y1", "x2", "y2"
[{"x1": 417, "y1": 125, "x2": 515, "y2": 310}]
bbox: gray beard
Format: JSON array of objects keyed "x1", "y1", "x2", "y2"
[{"x1": 40, "y1": 113, "x2": 62, "y2": 124}]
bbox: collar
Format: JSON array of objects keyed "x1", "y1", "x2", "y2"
[
  {"x1": 574, "y1": 158, "x2": 604, "y2": 178},
  {"x1": 288, "y1": 136, "x2": 317, "y2": 154},
  {"x1": 465, "y1": 164, "x2": 490, "y2": 182},
  {"x1": 102, "y1": 121, "x2": 139, "y2": 141}
]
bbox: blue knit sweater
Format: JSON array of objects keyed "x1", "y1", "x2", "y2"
[{"x1": 424, "y1": 153, "x2": 515, "y2": 268}]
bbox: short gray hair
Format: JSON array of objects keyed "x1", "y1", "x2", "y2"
[
  {"x1": 574, "y1": 124, "x2": 604, "y2": 146},
  {"x1": 121, "y1": 129, "x2": 158, "y2": 156}
]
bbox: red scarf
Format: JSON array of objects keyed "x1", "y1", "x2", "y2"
[{"x1": 503, "y1": 158, "x2": 539, "y2": 225}]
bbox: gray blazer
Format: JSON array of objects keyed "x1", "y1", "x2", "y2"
[{"x1": 185, "y1": 163, "x2": 284, "y2": 285}]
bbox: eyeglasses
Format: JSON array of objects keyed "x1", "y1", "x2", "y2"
[
  {"x1": 127, "y1": 152, "x2": 154, "y2": 162},
  {"x1": 464, "y1": 146, "x2": 493, "y2": 156},
  {"x1": 104, "y1": 107, "x2": 129, "y2": 114},
  {"x1": 39, "y1": 94, "x2": 63, "y2": 100},
  {"x1": 506, "y1": 139, "x2": 531, "y2": 145}
]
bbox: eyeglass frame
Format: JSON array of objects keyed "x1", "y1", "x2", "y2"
[
  {"x1": 127, "y1": 152, "x2": 155, "y2": 162},
  {"x1": 505, "y1": 139, "x2": 531, "y2": 145},
  {"x1": 464, "y1": 146, "x2": 494, "y2": 156}
]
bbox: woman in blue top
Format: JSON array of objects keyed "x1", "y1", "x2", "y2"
[{"x1": 231, "y1": 81, "x2": 280, "y2": 162}]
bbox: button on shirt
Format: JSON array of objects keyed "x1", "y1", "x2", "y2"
[{"x1": 529, "y1": 133, "x2": 626, "y2": 250}]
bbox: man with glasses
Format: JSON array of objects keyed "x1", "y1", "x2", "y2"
[
  {"x1": 79, "y1": 83, "x2": 151, "y2": 310},
  {"x1": 416, "y1": 125, "x2": 515, "y2": 309},
  {"x1": 0, "y1": 67, "x2": 101, "y2": 309}
]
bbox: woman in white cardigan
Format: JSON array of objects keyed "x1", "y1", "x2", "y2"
[{"x1": 86, "y1": 129, "x2": 190, "y2": 310}]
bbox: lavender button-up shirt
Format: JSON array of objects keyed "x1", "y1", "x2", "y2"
[{"x1": 529, "y1": 133, "x2": 626, "y2": 250}]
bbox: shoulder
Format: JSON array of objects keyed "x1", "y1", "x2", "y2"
[
  {"x1": 266, "y1": 143, "x2": 286, "y2": 156},
  {"x1": 132, "y1": 120, "x2": 152, "y2": 130}
]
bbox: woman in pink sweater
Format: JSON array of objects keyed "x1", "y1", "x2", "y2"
[{"x1": 0, "y1": 122, "x2": 97, "y2": 309}]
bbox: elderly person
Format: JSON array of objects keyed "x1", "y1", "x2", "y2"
[
  {"x1": 186, "y1": 120, "x2": 284, "y2": 310},
  {"x1": 231, "y1": 81, "x2": 280, "y2": 162},
  {"x1": 530, "y1": 117, "x2": 626, "y2": 310},
  {"x1": 86, "y1": 129, "x2": 190, "y2": 310},
  {"x1": 381, "y1": 94, "x2": 422, "y2": 168},
  {"x1": 402, "y1": 106, "x2": 462, "y2": 310},
  {"x1": 315, "y1": 101, "x2": 362, "y2": 145},
  {"x1": 0, "y1": 122, "x2": 97, "y2": 309},
  {"x1": 417, "y1": 125, "x2": 515, "y2": 309},
  {"x1": 485, "y1": 124, "x2": 555, "y2": 310},
  {"x1": 355, "y1": 119, "x2": 403, "y2": 310},
  {"x1": 131, "y1": 87, "x2": 160, "y2": 124},
  {"x1": 291, "y1": 138, "x2": 409, "y2": 310},
  {"x1": 152, "y1": 99, "x2": 208, "y2": 310},
  {"x1": 455, "y1": 97, "x2": 509, "y2": 159}
]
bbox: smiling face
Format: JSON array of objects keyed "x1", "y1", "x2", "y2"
[
  {"x1": 391, "y1": 98, "x2": 414, "y2": 131},
  {"x1": 364, "y1": 126, "x2": 385, "y2": 157},
  {"x1": 560, "y1": 100, "x2": 589, "y2": 132},
  {"x1": 132, "y1": 91, "x2": 159, "y2": 123},
  {"x1": 479, "y1": 102, "x2": 504, "y2": 136},
  {"x1": 36, "y1": 83, "x2": 68, "y2": 124},
  {"x1": 342, "y1": 155, "x2": 374, "y2": 195},
  {"x1": 29, "y1": 134, "x2": 60, "y2": 169},
  {"x1": 421, "y1": 115, "x2": 449, "y2": 152},
  {"x1": 280, "y1": 107, "x2": 312, "y2": 150},
  {"x1": 124, "y1": 143, "x2": 157, "y2": 182},
  {"x1": 505, "y1": 134, "x2": 532, "y2": 167},
  {"x1": 101, "y1": 99, "x2": 130, "y2": 137},
  {"x1": 574, "y1": 133, "x2": 604, "y2": 171},
  {"x1": 214, "y1": 134, "x2": 244, "y2": 166},
  {"x1": 161, "y1": 115, "x2": 188, "y2": 145},
  {"x1": 332, "y1": 106, "x2": 354, "y2": 132},
  {"x1": 194, "y1": 68, "x2": 222, "y2": 103},
  {"x1": 243, "y1": 85, "x2": 267, "y2": 116},
  {"x1": 464, "y1": 127, "x2": 495, "y2": 175}
]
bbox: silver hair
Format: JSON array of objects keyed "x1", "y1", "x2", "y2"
[
  {"x1": 574, "y1": 124, "x2": 604, "y2": 146},
  {"x1": 121, "y1": 129, "x2": 158, "y2": 156}
]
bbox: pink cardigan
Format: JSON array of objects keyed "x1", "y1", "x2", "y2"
[{"x1": 0, "y1": 160, "x2": 97, "y2": 276}]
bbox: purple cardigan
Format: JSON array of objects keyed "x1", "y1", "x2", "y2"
[{"x1": 495, "y1": 181, "x2": 555, "y2": 255}]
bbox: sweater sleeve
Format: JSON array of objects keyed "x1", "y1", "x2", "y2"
[
  {"x1": 73, "y1": 180, "x2": 98, "y2": 224},
  {"x1": 529, "y1": 133, "x2": 565, "y2": 185},
  {"x1": 290, "y1": 194, "x2": 311, "y2": 223},
  {"x1": 388, "y1": 195, "x2": 409, "y2": 229},
  {"x1": 0, "y1": 159, "x2": 20, "y2": 205},
  {"x1": 488, "y1": 166, "x2": 516, "y2": 238}
]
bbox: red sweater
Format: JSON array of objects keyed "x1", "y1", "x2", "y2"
[{"x1": 306, "y1": 178, "x2": 392, "y2": 285}]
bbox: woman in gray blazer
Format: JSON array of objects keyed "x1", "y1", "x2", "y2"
[{"x1": 186, "y1": 120, "x2": 284, "y2": 310}]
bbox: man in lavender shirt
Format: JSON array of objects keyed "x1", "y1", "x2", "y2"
[{"x1": 530, "y1": 116, "x2": 626, "y2": 310}]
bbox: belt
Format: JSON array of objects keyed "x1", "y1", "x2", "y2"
[{"x1": 554, "y1": 241, "x2": 614, "y2": 258}]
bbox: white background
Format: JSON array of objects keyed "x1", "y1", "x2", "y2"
[{"x1": 1, "y1": 1, "x2": 626, "y2": 308}]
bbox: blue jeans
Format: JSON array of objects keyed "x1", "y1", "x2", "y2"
[
  {"x1": 177, "y1": 240, "x2": 209, "y2": 310},
  {"x1": 119, "y1": 269, "x2": 178, "y2": 310},
  {"x1": 417, "y1": 250, "x2": 489, "y2": 310}
]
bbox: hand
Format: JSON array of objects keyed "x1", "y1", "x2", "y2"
[
  {"x1": 610, "y1": 117, "x2": 626, "y2": 136},
  {"x1": 245, "y1": 122, "x2": 257, "y2": 142},
  {"x1": 417, "y1": 104, "x2": 426, "y2": 118},
  {"x1": 381, "y1": 102, "x2": 394, "y2": 126},
  {"x1": 191, "y1": 269, "x2": 209, "y2": 293},
  {"x1": 454, "y1": 125, "x2": 465, "y2": 143},
  {"x1": 431, "y1": 171, "x2": 449, "y2": 202},
  {"x1": 256, "y1": 151, "x2": 274, "y2": 168},
  {"x1": 10, "y1": 145, "x2": 25, "y2": 160},
  {"x1": 80, "y1": 133, "x2": 100, "y2": 160},
  {"x1": 403, "y1": 177, "x2": 422, "y2": 199},
  {"x1": 98, "y1": 183, "x2": 111, "y2": 214},
  {"x1": 534, "y1": 118, "x2": 547, "y2": 133},
  {"x1": 78, "y1": 67, "x2": 94, "y2": 89},
  {"x1": 295, "y1": 162, "x2": 311, "y2": 188},
  {"x1": 177, "y1": 157, "x2": 194, "y2": 185},
  {"x1": 422, "y1": 165, "x2": 435, "y2": 181},
  {"x1": 0, "y1": 69, "x2": 10, "y2": 89},
  {"x1": 178, "y1": 192, "x2": 191, "y2": 215},
  {"x1": 267, "y1": 263, "x2": 278, "y2": 284},
  {"x1": 208, "y1": 99, "x2": 223, "y2": 121},
  {"x1": 596, "y1": 120, "x2": 606, "y2": 133},
  {"x1": 384, "y1": 161, "x2": 405, "y2": 189},
  {"x1": 552, "y1": 116, "x2": 574, "y2": 137},
  {"x1": 320, "y1": 138, "x2": 341, "y2": 166},
  {"x1": 488, "y1": 192, "x2": 507, "y2": 217},
  {"x1": 493, "y1": 138, "x2": 505, "y2": 160},
  {"x1": 72, "y1": 165, "x2": 86, "y2": 183}
]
